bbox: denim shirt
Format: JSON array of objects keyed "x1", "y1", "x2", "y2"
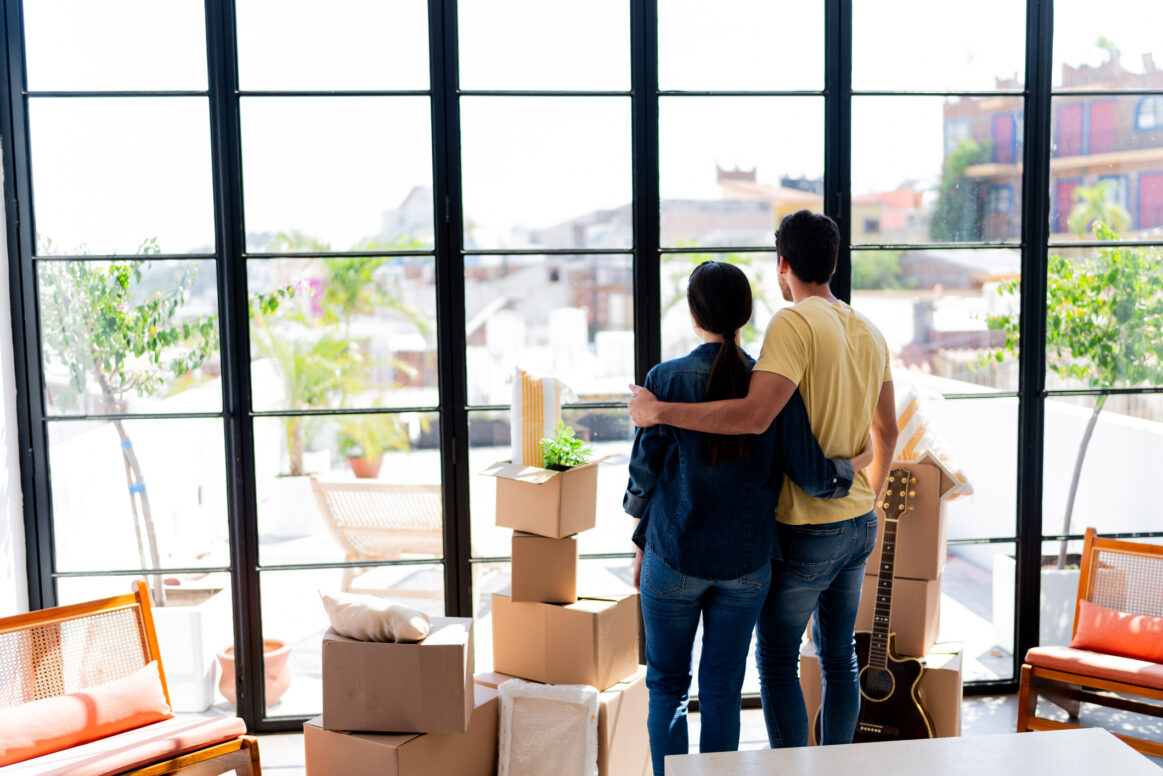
[{"x1": 623, "y1": 343, "x2": 854, "y2": 580}]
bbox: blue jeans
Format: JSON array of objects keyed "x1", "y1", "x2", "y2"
[
  {"x1": 755, "y1": 511, "x2": 878, "y2": 748},
  {"x1": 640, "y1": 547, "x2": 771, "y2": 776}
]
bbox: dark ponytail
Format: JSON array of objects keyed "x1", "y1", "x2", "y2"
[{"x1": 686, "y1": 261, "x2": 753, "y2": 465}]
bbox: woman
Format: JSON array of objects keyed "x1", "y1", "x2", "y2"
[{"x1": 624, "y1": 261, "x2": 870, "y2": 774}]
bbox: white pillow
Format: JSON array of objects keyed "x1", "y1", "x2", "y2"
[
  {"x1": 319, "y1": 590, "x2": 431, "y2": 643},
  {"x1": 893, "y1": 385, "x2": 974, "y2": 500}
]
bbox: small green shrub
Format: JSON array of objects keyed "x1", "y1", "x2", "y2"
[{"x1": 540, "y1": 421, "x2": 593, "y2": 470}]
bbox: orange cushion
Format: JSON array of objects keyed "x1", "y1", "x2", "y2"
[
  {"x1": 0, "y1": 716, "x2": 247, "y2": 776},
  {"x1": 1025, "y1": 645, "x2": 1163, "y2": 690},
  {"x1": 1070, "y1": 599, "x2": 1163, "y2": 663},
  {"x1": 0, "y1": 661, "x2": 173, "y2": 767}
]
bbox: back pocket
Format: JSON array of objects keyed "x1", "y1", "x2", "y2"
[
  {"x1": 781, "y1": 524, "x2": 844, "y2": 581},
  {"x1": 643, "y1": 548, "x2": 686, "y2": 597}
]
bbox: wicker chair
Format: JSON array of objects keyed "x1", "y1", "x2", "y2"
[
  {"x1": 1017, "y1": 527, "x2": 1163, "y2": 757},
  {"x1": 0, "y1": 581, "x2": 259, "y2": 775},
  {"x1": 310, "y1": 478, "x2": 444, "y2": 597}
]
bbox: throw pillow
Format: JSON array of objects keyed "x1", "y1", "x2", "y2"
[
  {"x1": 319, "y1": 590, "x2": 431, "y2": 643},
  {"x1": 511, "y1": 367, "x2": 568, "y2": 468},
  {"x1": 1070, "y1": 598, "x2": 1163, "y2": 663}
]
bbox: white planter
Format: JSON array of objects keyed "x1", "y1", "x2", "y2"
[
  {"x1": 992, "y1": 554, "x2": 1081, "y2": 655},
  {"x1": 152, "y1": 587, "x2": 232, "y2": 712},
  {"x1": 259, "y1": 473, "x2": 325, "y2": 539}
]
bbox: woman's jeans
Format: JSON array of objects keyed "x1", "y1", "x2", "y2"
[
  {"x1": 640, "y1": 547, "x2": 771, "y2": 776},
  {"x1": 756, "y1": 511, "x2": 878, "y2": 748}
]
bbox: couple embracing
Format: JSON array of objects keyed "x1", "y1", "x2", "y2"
[{"x1": 624, "y1": 210, "x2": 898, "y2": 775}]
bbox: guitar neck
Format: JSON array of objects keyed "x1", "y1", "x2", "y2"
[{"x1": 869, "y1": 468, "x2": 913, "y2": 671}]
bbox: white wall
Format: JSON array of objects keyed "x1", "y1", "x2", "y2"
[{"x1": 0, "y1": 143, "x2": 28, "y2": 616}]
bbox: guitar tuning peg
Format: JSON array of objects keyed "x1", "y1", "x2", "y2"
[
  {"x1": 881, "y1": 502, "x2": 889, "y2": 510},
  {"x1": 910, "y1": 477, "x2": 917, "y2": 484},
  {"x1": 909, "y1": 490, "x2": 916, "y2": 497},
  {"x1": 898, "y1": 504, "x2": 905, "y2": 511},
  {"x1": 888, "y1": 476, "x2": 896, "y2": 483}
]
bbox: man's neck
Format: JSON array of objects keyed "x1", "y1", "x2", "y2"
[{"x1": 789, "y1": 280, "x2": 839, "y2": 305}]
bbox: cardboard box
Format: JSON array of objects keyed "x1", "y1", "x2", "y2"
[
  {"x1": 492, "y1": 593, "x2": 638, "y2": 691},
  {"x1": 799, "y1": 642, "x2": 963, "y2": 744},
  {"x1": 473, "y1": 671, "x2": 519, "y2": 689},
  {"x1": 855, "y1": 573, "x2": 940, "y2": 658},
  {"x1": 598, "y1": 667, "x2": 650, "y2": 776},
  {"x1": 865, "y1": 459, "x2": 952, "y2": 581},
  {"x1": 304, "y1": 684, "x2": 499, "y2": 776},
  {"x1": 482, "y1": 460, "x2": 599, "y2": 538},
  {"x1": 511, "y1": 531, "x2": 578, "y2": 604},
  {"x1": 322, "y1": 617, "x2": 474, "y2": 734}
]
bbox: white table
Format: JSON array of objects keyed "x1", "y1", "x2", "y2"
[{"x1": 664, "y1": 728, "x2": 1161, "y2": 775}]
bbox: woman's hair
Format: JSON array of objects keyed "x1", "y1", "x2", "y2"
[{"x1": 686, "y1": 261, "x2": 753, "y2": 465}]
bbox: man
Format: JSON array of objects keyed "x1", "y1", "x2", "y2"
[{"x1": 627, "y1": 210, "x2": 897, "y2": 748}]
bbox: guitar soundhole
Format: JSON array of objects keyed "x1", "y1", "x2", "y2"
[{"x1": 859, "y1": 666, "x2": 896, "y2": 702}]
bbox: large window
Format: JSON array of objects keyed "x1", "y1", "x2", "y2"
[{"x1": 5, "y1": 0, "x2": 1163, "y2": 729}]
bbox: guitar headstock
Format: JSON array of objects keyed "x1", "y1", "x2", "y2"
[{"x1": 880, "y1": 467, "x2": 916, "y2": 521}]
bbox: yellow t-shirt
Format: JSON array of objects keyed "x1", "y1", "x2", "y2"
[{"x1": 754, "y1": 296, "x2": 892, "y2": 525}]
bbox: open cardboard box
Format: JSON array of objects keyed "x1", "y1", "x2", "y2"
[
  {"x1": 482, "y1": 458, "x2": 608, "y2": 539},
  {"x1": 322, "y1": 617, "x2": 474, "y2": 734},
  {"x1": 305, "y1": 684, "x2": 498, "y2": 776},
  {"x1": 491, "y1": 593, "x2": 639, "y2": 691},
  {"x1": 865, "y1": 456, "x2": 955, "y2": 581}
]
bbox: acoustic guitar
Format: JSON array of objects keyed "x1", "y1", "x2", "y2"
[{"x1": 814, "y1": 466, "x2": 936, "y2": 744}]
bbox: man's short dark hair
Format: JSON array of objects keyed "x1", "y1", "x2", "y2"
[{"x1": 775, "y1": 210, "x2": 840, "y2": 285}]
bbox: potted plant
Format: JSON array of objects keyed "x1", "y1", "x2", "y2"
[
  {"x1": 335, "y1": 413, "x2": 412, "y2": 479},
  {"x1": 540, "y1": 420, "x2": 594, "y2": 471}
]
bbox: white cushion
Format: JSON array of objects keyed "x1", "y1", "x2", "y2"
[{"x1": 319, "y1": 591, "x2": 431, "y2": 643}]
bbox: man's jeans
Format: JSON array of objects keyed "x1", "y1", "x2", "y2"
[
  {"x1": 640, "y1": 547, "x2": 771, "y2": 776},
  {"x1": 756, "y1": 511, "x2": 878, "y2": 748}
]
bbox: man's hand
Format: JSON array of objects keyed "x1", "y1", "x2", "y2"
[
  {"x1": 627, "y1": 384, "x2": 661, "y2": 428},
  {"x1": 852, "y1": 435, "x2": 874, "y2": 472},
  {"x1": 633, "y1": 546, "x2": 644, "y2": 590}
]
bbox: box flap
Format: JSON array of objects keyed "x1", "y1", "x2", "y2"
[{"x1": 481, "y1": 455, "x2": 617, "y2": 484}]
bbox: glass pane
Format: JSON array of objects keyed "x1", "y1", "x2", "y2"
[
  {"x1": 660, "y1": 252, "x2": 783, "y2": 361},
  {"x1": 254, "y1": 413, "x2": 442, "y2": 564},
  {"x1": 248, "y1": 257, "x2": 438, "y2": 413},
  {"x1": 852, "y1": 0, "x2": 1024, "y2": 92},
  {"x1": 48, "y1": 418, "x2": 229, "y2": 572},
  {"x1": 29, "y1": 98, "x2": 214, "y2": 255},
  {"x1": 458, "y1": 0, "x2": 629, "y2": 91},
  {"x1": 471, "y1": 557, "x2": 635, "y2": 674},
  {"x1": 260, "y1": 565, "x2": 445, "y2": 716},
  {"x1": 460, "y1": 97, "x2": 632, "y2": 250},
  {"x1": 1043, "y1": 245, "x2": 1163, "y2": 390},
  {"x1": 236, "y1": 0, "x2": 429, "y2": 90},
  {"x1": 660, "y1": 97, "x2": 823, "y2": 248},
  {"x1": 854, "y1": 96, "x2": 1024, "y2": 245},
  {"x1": 22, "y1": 0, "x2": 207, "y2": 91},
  {"x1": 468, "y1": 408, "x2": 636, "y2": 559},
  {"x1": 38, "y1": 260, "x2": 221, "y2": 416},
  {"x1": 1044, "y1": 393, "x2": 1162, "y2": 540},
  {"x1": 465, "y1": 254, "x2": 633, "y2": 406},
  {"x1": 850, "y1": 248, "x2": 1021, "y2": 393},
  {"x1": 943, "y1": 542, "x2": 1016, "y2": 681},
  {"x1": 241, "y1": 97, "x2": 434, "y2": 252},
  {"x1": 658, "y1": 0, "x2": 824, "y2": 91},
  {"x1": 1053, "y1": 0, "x2": 1163, "y2": 91},
  {"x1": 57, "y1": 573, "x2": 237, "y2": 713},
  {"x1": 1048, "y1": 97, "x2": 1163, "y2": 241}
]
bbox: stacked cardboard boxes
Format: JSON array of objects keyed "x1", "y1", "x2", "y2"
[
  {"x1": 306, "y1": 617, "x2": 499, "y2": 775},
  {"x1": 801, "y1": 456, "x2": 965, "y2": 742},
  {"x1": 482, "y1": 459, "x2": 649, "y2": 776}
]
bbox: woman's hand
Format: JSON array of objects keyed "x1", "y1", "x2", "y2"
[
  {"x1": 633, "y1": 545, "x2": 644, "y2": 590},
  {"x1": 852, "y1": 434, "x2": 875, "y2": 472}
]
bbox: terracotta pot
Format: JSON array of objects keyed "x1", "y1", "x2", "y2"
[
  {"x1": 216, "y1": 638, "x2": 292, "y2": 707},
  {"x1": 347, "y1": 454, "x2": 383, "y2": 479}
]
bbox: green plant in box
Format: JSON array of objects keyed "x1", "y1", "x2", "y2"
[{"x1": 540, "y1": 421, "x2": 593, "y2": 471}]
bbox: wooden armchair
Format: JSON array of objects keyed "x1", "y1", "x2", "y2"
[
  {"x1": 1017, "y1": 527, "x2": 1163, "y2": 757},
  {"x1": 0, "y1": 581, "x2": 260, "y2": 775},
  {"x1": 310, "y1": 478, "x2": 444, "y2": 597}
]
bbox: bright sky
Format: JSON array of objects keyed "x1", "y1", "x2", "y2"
[{"x1": 18, "y1": 0, "x2": 1163, "y2": 255}]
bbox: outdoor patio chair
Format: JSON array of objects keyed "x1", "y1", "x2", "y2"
[
  {"x1": 310, "y1": 478, "x2": 444, "y2": 598},
  {"x1": 0, "y1": 581, "x2": 260, "y2": 775},
  {"x1": 1017, "y1": 527, "x2": 1163, "y2": 757}
]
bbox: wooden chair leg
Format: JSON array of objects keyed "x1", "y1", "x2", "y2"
[
  {"x1": 1017, "y1": 665, "x2": 1036, "y2": 732},
  {"x1": 1041, "y1": 681, "x2": 1082, "y2": 719}
]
